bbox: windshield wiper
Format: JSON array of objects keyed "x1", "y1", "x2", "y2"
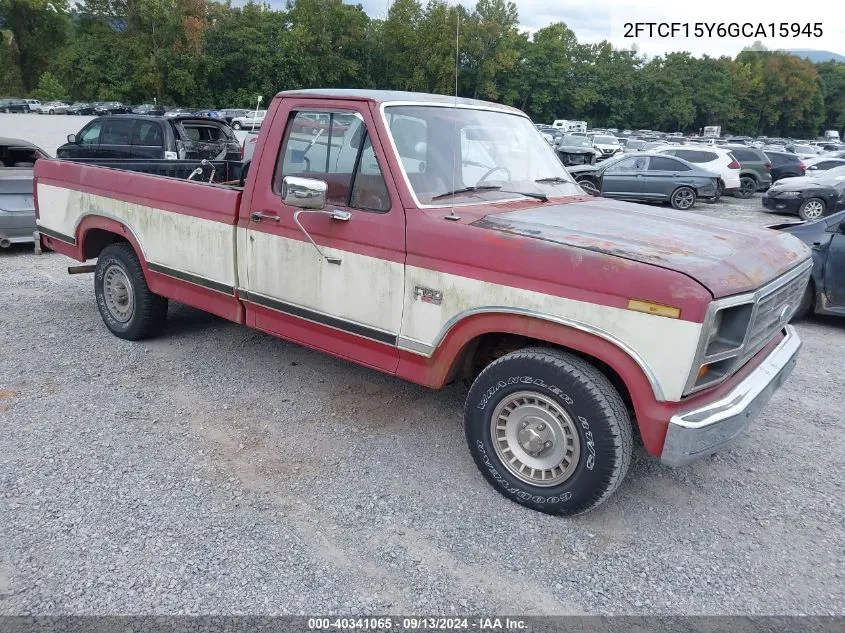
[
  {"x1": 535, "y1": 176, "x2": 571, "y2": 183},
  {"x1": 432, "y1": 185, "x2": 548, "y2": 202}
]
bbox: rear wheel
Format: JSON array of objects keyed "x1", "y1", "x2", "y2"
[
  {"x1": 94, "y1": 242, "x2": 167, "y2": 340},
  {"x1": 232, "y1": 121, "x2": 242, "y2": 130},
  {"x1": 798, "y1": 198, "x2": 826, "y2": 221},
  {"x1": 576, "y1": 177, "x2": 600, "y2": 196},
  {"x1": 671, "y1": 186, "x2": 696, "y2": 210},
  {"x1": 735, "y1": 175, "x2": 757, "y2": 198},
  {"x1": 464, "y1": 347, "x2": 633, "y2": 515}
]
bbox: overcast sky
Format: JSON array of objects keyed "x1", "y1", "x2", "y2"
[{"x1": 351, "y1": 0, "x2": 845, "y2": 58}]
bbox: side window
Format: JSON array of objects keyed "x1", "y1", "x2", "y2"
[
  {"x1": 607, "y1": 156, "x2": 647, "y2": 173},
  {"x1": 767, "y1": 153, "x2": 783, "y2": 166},
  {"x1": 79, "y1": 121, "x2": 103, "y2": 145},
  {"x1": 101, "y1": 119, "x2": 134, "y2": 145},
  {"x1": 648, "y1": 156, "x2": 688, "y2": 171},
  {"x1": 274, "y1": 110, "x2": 390, "y2": 212},
  {"x1": 131, "y1": 121, "x2": 164, "y2": 147}
]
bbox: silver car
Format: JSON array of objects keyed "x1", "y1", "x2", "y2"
[
  {"x1": 231, "y1": 110, "x2": 267, "y2": 130},
  {"x1": 36, "y1": 101, "x2": 70, "y2": 115},
  {"x1": 0, "y1": 138, "x2": 48, "y2": 248}
]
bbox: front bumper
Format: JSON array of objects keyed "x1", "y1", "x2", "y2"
[
  {"x1": 660, "y1": 325, "x2": 801, "y2": 466},
  {"x1": 762, "y1": 195, "x2": 802, "y2": 214}
]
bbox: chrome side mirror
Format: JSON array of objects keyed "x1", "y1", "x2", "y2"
[
  {"x1": 281, "y1": 175, "x2": 327, "y2": 209},
  {"x1": 67, "y1": 133, "x2": 76, "y2": 144}
]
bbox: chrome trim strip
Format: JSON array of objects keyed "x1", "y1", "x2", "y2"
[
  {"x1": 402, "y1": 305, "x2": 667, "y2": 402},
  {"x1": 661, "y1": 325, "x2": 801, "y2": 466},
  {"x1": 35, "y1": 224, "x2": 76, "y2": 245},
  {"x1": 147, "y1": 262, "x2": 234, "y2": 296},
  {"x1": 396, "y1": 335, "x2": 435, "y2": 355},
  {"x1": 682, "y1": 259, "x2": 813, "y2": 396},
  {"x1": 377, "y1": 101, "x2": 572, "y2": 210}
]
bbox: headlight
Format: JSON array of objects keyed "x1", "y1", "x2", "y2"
[
  {"x1": 778, "y1": 191, "x2": 801, "y2": 198},
  {"x1": 684, "y1": 301, "x2": 754, "y2": 394}
]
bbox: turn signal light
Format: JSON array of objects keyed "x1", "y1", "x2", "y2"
[
  {"x1": 698, "y1": 364, "x2": 709, "y2": 378},
  {"x1": 627, "y1": 299, "x2": 681, "y2": 319}
]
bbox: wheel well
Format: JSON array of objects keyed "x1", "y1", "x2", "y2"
[
  {"x1": 82, "y1": 229, "x2": 128, "y2": 260},
  {"x1": 740, "y1": 172, "x2": 758, "y2": 181},
  {"x1": 452, "y1": 332, "x2": 635, "y2": 415}
]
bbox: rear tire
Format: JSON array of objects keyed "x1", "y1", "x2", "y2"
[
  {"x1": 576, "y1": 177, "x2": 600, "y2": 196},
  {"x1": 232, "y1": 121, "x2": 242, "y2": 130},
  {"x1": 464, "y1": 347, "x2": 633, "y2": 516},
  {"x1": 94, "y1": 242, "x2": 167, "y2": 340},
  {"x1": 671, "y1": 186, "x2": 696, "y2": 210},
  {"x1": 798, "y1": 198, "x2": 826, "y2": 221}
]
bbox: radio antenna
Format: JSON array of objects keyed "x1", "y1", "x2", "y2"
[{"x1": 446, "y1": 9, "x2": 461, "y2": 222}]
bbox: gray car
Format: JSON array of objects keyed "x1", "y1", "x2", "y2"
[
  {"x1": 566, "y1": 152, "x2": 720, "y2": 210},
  {"x1": 0, "y1": 138, "x2": 48, "y2": 248}
]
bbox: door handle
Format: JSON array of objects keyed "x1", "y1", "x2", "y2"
[
  {"x1": 251, "y1": 210, "x2": 280, "y2": 223},
  {"x1": 328, "y1": 209, "x2": 352, "y2": 221}
]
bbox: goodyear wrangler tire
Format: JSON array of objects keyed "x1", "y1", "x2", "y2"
[
  {"x1": 94, "y1": 242, "x2": 168, "y2": 341},
  {"x1": 464, "y1": 347, "x2": 632, "y2": 516}
]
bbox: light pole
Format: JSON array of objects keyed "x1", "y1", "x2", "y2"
[{"x1": 253, "y1": 95, "x2": 262, "y2": 130}]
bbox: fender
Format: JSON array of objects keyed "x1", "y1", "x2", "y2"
[
  {"x1": 396, "y1": 309, "x2": 673, "y2": 456},
  {"x1": 74, "y1": 214, "x2": 245, "y2": 324}
]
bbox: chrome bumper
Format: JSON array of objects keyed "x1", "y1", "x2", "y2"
[{"x1": 660, "y1": 326, "x2": 801, "y2": 466}]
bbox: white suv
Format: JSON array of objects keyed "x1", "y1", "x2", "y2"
[
  {"x1": 654, "y1": 146, "x2": 742, "y2": 194},
  {"x1": 589, "y1": 134, "x2": 623, "y2": 161}
]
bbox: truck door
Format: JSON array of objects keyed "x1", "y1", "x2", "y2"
[
  {"x1": 823, "y1": 228, "x2": 845, "y2": 307},
  {"x1": 241, "y1": 102, "x2": 405, "y2": 373}
]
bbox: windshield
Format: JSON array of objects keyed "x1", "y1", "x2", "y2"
[
  {"x1": 792, "y1": 145, "x2": 815, "y2": 153},
  {"x1": 563, "y1": 135, "x2": 591, "y2": 147},
  {"x1": 812, "y1": 165, "x2": 845, "y2": 187},
  {"x1": 593, "y1": 136, "x2": 618, "y2": 144},
  {"x1": 384, "y1": 105, "x2": 580, "y2": 206}
]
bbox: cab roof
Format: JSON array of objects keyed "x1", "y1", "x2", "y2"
[{"x1": 275, "y1": 89, "x2": 524, "y2": 114}]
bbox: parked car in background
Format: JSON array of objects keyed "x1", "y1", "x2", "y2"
[
  {"x1": 241, "y1": 130, "x2": 259, "y2": 161},
  {"x1": 93, "y1": 102, "x2": 130, "y2": 115},
  {"x1": 132, "y1": 104, "x2": 166, "y2": 116},
  {"x1": 231, "y1": 110, "x2": 266, "y2": 130},
  {"x1": 623, "y1": 139, "x2": 647, "y2": 152},
  {"x1": 0, "y1": 137, "x2": 49, "y2": 248},
  {"x1": 193, "y1": 109, "x2": 222, "y2": 119},
  {"x1": 768, "y1": 210, "x2": 845, "y2": 320},
  {"x1": 554, "y1": 134, "x2": 598, "y2": 166},
  {"x1": 804, "y1": 157, "x2": 845, "y2": 172},
  {"x1": 0, "y1": 98, "x2": 30, "y2": 113},
  {"x1": 720, "y1": 145, "x2": 772, "y2": 197},
  {"x1": 35, "y1": 101, "x2": 70, "y2": 115},
  {"x1": 567, "y1": 152, "x2": 719, "y2": 209},
  {"x1": 23, "y1": 99, "x2": 40, "y2": 109},
  {"x1": 762, "y1": 166, "x2": 845, "y2": 220},
  {"x1": 765, "y1": 151, "x2": 806, "y2": 182},
  {"x1": 66, "y1": 102, "x2": 95, "y2": 115},
  {"x1": 654, "y1": 146, "x2": 741, "y2": 195},
  {"x1": 822, "y1": 150, "x2": 845, "y2": 159},
  {"x1": 786, "y1": 144, "x2": 821, "y2": 159},
  {"x1": 56, "y1": 115, "x2": 241, "y2": 161},
  {"x1": 217, "y1": 108, "x2": 250, "y2": 124},
  {"x1": 589, "y1": 134, "x2": 623, "y2": 161},
  {"x1": 164, "y1": 107, "x2": 196, "y2": 118}
]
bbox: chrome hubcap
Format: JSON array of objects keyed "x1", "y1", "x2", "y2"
[
  {"x1": 674, "y1": 190, "x2": 694, "y2": 208},
  {"x1": 103, "y1": 264, "x2": 134, "y2": 323},
  {"x1": 803, "y1": 201, "x2": 823, "y2": 219},
  {"x1": 490, "y1": 391, "x2": 581, "y2": 487}
]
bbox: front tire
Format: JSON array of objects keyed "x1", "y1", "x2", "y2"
[
  {"x1": 671, "y1": 186, "x2": 696, "y2": 210},
  {"x1": 232, "y1": 121, "x2": 242, "y2": 130},
  {"x1": 94, "y1": 242, "x2": 167, "y2": 340},
  {"x1": 464, "y1": 347, "x2": 633, "y2": 516},
  {"x1": 798, "y1": 197, "x2": 826, "y2": 221}
]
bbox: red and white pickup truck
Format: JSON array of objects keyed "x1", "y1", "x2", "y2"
[{"x1": 34, "y1": 89, "x2": 812, "y2": 515}]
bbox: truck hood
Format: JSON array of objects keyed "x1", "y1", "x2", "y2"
[{"x1": 473, "y1": 197, "x2": 810, "y2": 297}]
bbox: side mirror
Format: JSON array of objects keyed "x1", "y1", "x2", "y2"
[
  {"x1": 280, "y1": 175, "x2": 327, "y2": 209},
  {"x1": 67, "y1": 134, "x2": 76, "y2": 144}
]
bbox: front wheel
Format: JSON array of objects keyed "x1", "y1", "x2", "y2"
[
  {"x1": 94, "y1": 242, "x2": 168, "y2": 340},
  {"x1": 798, "y1": 197, "x2": 826, "y2": 221},
  {"x1": 735, "y1": 176, "x2": 757, "y2": 199},
  {"x1": 671, "y1": 186, "x2": 696, "y2": 210},
  {"x1": 464, "y1": 347, "x2": 633, "y2": 516},
  {"x1": 232, "y1": 121, "x2": 242, "y2": 130}
]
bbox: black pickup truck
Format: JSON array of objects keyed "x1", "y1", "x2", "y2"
[{"x1": 56, "y1": 115, "x2": 240, "y2": 161}]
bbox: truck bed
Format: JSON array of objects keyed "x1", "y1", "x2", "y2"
[{"x1": 59, "y1": 158, "x2": 247, "y2": 185}]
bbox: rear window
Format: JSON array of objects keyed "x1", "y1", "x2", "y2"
[
  {"x1": 179, "y1": 122, "x2": 235, "y2": 142},
  {"x1": 730, "y1": 148, "x2": 761, "y2": 162},
  {"x1": 766, "y1": 152, "x2": 798, "y2": 166},
  {"x1": 648, "y1": 156, "x2": 690, "y2": 171}
]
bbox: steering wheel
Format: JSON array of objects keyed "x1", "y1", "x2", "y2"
[{"x1": 477, "y1": 165, "x2": 511, "y2": 185}]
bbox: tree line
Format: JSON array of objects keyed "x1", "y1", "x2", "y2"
[{"x1": 1, "y1": 0, "x2": 843, "y2": 137}]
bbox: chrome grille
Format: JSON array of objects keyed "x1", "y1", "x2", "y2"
[{"x1": 739, "y1": 267, "x2": 810, "y2": 366}]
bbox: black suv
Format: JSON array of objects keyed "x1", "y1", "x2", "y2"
[
  {"x1": 764, "y1": 151, "x2": 806, "y2": 182},
  {"x1": 721, "y1": 145, "x2": 773, "y2": 197},
  {"x1": 56, "y1": 115, "x2": 241, "y2": 161},
  {"x1": 0, "y1": 98, "x2": 30, "y2": 113}
]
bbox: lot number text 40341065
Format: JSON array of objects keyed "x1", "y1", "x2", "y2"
[{"x1": 623, "y1": 22, "x2": 823, "y2": 38}]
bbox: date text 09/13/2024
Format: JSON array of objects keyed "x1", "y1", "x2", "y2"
[
  {"x1": 307, "y1": 618, "x2": 528, "y2": 630},
  {"x1": 623, "y1": 22, "x2": 823, "y2": 38}
]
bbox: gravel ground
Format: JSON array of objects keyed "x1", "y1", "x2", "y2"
[{"x1": 1, "y1": 115, "x2": 844, "y2": 616}]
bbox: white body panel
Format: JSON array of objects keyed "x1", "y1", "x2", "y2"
[{"x1": 36, "y1": 182, "x2": 703, "y2": 401}]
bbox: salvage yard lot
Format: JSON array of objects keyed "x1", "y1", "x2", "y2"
[{"x1": 1, "y1": 116, "x2": 844, "y2": 615}]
